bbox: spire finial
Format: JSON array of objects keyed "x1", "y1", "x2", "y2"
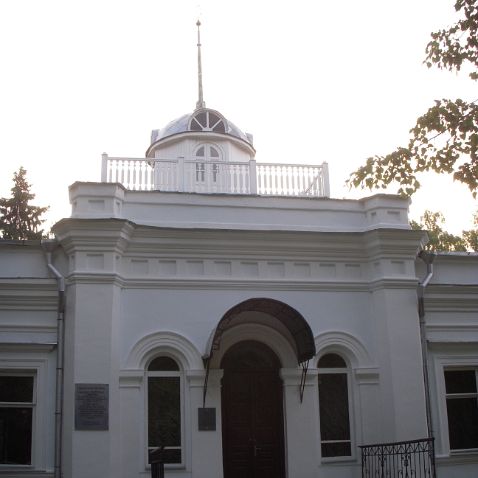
[{"x1": 196, "y1": 19, "x2": 205, "y2": 110}]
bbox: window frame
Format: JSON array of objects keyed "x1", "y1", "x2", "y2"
[
  {"x1": 443, "y1": 367, "x2": 478, "y2": 453},
  {"x1": 433, "y1": 350, "x2": 478, "y2": 457},
  {"x1": 145, "y1": 355, "x2": 185, "y2": 469},
  {"x1": 317, "y1": 353, "x2": 355, "y2": 462},
  {"x1": 0, "y1": 370, "x2": 36, "y2": 468},
  {"x1": 189, "y1": 110, "x2": 226, "y2": 133},
  {"x1": 193, "y1": 143, "x2": 223, "y2": 184}
]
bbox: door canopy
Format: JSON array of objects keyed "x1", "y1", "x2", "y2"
[{"x1": 205, "y1": 298, "x2": 316, "y2": 364}]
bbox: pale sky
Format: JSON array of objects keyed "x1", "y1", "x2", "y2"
[{"x1": 0, "y1": 0, "x2": 476, "y2": 234}]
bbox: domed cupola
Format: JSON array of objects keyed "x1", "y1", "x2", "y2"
[
  {"x1": 146, "y1": 21, "x2": 255, "y2": 161},
  {"x1": 146, "y1": 108, "x2": 254, "y2": 158}
]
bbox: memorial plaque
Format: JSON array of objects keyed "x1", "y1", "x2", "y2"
[
  {"x1": 75, "y1": 383, "x2": 109, "y2": 430},
  {"x1": 198, "y1": 407, "x2": 216, "y2": 431}
]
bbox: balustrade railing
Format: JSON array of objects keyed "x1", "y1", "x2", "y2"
[
  {"x1": 101, "y1": 154, "x2": 329, "y2": 197},
  {"x1": 101, "y1": 155, "x2": 155, "y2": 191},
  {"x1": 360, "y1": 438, "x2": 436, "y2": 478}
]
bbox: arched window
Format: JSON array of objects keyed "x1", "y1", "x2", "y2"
[
  {"x1": 189, "y1": 110, "x2": 226, "y2": 133},
  {"x1": 317, "y1": 353, "x2": 352, "y2": 458},
  {"x1": 194, "y1": 144, "x2": 222, "y2": 183},
  {"x1": 147, "y1": 356, "x2": 183, "y2": 465}
]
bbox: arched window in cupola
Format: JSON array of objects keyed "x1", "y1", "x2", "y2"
[
  {"x1": 189, "y1": 110, "x2": 226, "y2": 133},
  {"x1": 194, "y1": 143, "x2": 222, "y2": 183}
]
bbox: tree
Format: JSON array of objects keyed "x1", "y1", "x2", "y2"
[
  {"x1": 411, "y1": 210, "x2": 466, "y2": 251},
  {"x1": 411, "y1": 209, "x2": 478, "y2": 251},
  {"x1": 462, "y1": 211, "x2": 478, "y2": 249},
  {"x1": 348, "y1": 0, "x2": 478, "y2": 197},
  {"x1": 0, "y1": 167, "x2": 49, "y2": 240}
]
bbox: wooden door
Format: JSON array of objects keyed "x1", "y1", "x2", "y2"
[{"x1": 221, "y1": 341, "x2": 285, "y2": 478}]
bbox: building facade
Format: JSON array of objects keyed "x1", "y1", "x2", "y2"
[{"x1": 1, "y1": 102, "x2": 478, "y2": 478}]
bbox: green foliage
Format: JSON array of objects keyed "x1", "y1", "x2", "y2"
[
  {"x1": 0, "y1": 167, "x2": 49, "y2": 240},
  {"x1": 411, "y1": 209, "x2": 478, "y2": 251},
  {"x1": 348, "y1": 0, "x2": 478, "y2": 197},
  {"x1": 425, "y1": 0, "x2": 478, "y2": 80},
  {"x1": 463, "y1": 212, "x2": 478, "y2": 249}
]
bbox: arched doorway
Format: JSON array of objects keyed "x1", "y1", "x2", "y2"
[{"x1": 221, "y1": 340, "x2": 285, "y2": 478}]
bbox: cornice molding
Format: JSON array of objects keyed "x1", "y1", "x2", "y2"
[
  {"x1": 50, "y1": 219, "x2": 427, "y2": 261},
  {"x1": 0, "y1": 279, "x2": 58, "y2": 309},
  {"x1": 364, "y1": 229, "x2": 425, "y2": 259},
  {"x1": 64, "y1": 273, "x2": 423, "y2": 292},
  {"x1": 72, "y1": 276, "x2": 371, "y2": 291},
  {"x1": 423, "y1": 285, "x2": 478, "y2": 311},
  {"x1": 0, "y1": 342, "x2": 57, "y2": 353},
  {"x1": 53, "y1": 218, "x2": 136, "y2": 255},
  {"x1": 66, "y1": 273, "x2": 124, "y2": 287},
  {"x1": 368, "y1": 277, "x2": 419, "y2": 291}
]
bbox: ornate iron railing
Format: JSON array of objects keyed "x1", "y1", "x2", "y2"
[
  {"x1": 360, "y1": 438, "x2": 436, "y2": 478},
  {"x1": 100, "y1": 154, "x2": 330, "y2": 197}
]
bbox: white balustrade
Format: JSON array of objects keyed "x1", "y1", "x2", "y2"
[
  {"x1": 101, "y1": 154, "x2": 329, "y2": 197},
  {"x1": 101, "y1": 155, "x2": 155, "y2": 191}
]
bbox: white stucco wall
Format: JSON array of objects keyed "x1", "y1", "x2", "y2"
[{"x1": 2, "y1": 189, "x2": 477, "y2": 478}]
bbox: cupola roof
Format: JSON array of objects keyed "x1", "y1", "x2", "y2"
[
  {"x1": 146, "y1": 21, "x2": 254, "y2": 156},
  {"x1": 149, "y1": 108, "x2": 253, "y2": 146}
]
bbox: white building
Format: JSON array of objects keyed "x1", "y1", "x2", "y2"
[{"x1": 1, "y1": 26, "x2": 478, "y2": 478}]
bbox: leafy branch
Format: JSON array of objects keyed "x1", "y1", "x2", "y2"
[{"x1": 348, "y1": 0, "x2": 478, "y2": 197}]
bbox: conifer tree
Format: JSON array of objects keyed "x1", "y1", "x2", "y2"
[{"x1": 0, "y1": 167, "x2": 49, "y2": 240}]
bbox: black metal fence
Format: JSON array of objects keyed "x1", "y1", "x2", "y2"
[
  {"x1": 149, "y1": 448, "x2": 164, "y2": 478},
  {"x1": 360, "y1": 438, "x2": 436, "y2": 478}
]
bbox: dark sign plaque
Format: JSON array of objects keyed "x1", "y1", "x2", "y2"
[
  {"x1": 198, "y1": 407, "x2": 216, "y2": 431},
  {"x1": 75, "y1": 384, "x2": 109, "y2": 430}
]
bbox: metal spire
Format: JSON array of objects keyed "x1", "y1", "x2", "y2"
[{"x1": 196, "y1": 20, "x2": 205, "y2": 109}]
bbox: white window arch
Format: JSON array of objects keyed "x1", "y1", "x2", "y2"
[
  {"x1": 189, "y1": 110, "x2": 226, "y2": 133},
  {"x1": 317, "y1": 352, "x2": 353, "y2": 459}
]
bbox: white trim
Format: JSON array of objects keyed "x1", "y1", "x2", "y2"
[
  {"x1": 145, "y1": 358, "x2": 185, "y2": 469},
  {"x1": 313, "y1": 333, "x2": 375, "y2": 464},
  {"x1": 124, "y1": 331, "x2": 203, "y2": 371},
  {"x1": 317, "y1": 353, "x2": 355, "y2": 462},
  {"x1": 0, "y1": 355, "x2": 53, "y2": 472},
  {"x1": 314, "y1": 331, "x2": 372, "y2": 368},
  {"x1": 123, "y1": 332, "x2": 202, "y2": 474},
  {"x1": 208, "y1": 323, "x2": 298, "y2": 369},
  {"x1": 432, "y1": 351, "x2": 478, "y2": 458}
]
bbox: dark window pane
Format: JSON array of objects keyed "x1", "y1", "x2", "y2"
[
  {"x1": 195, "y1": 112, "x2": 207, "y2": 128},
  {"x1": 196, "y1": 146, "x2": 205, "y2": 157},
  {"x1": 196, "y1": 163, "x2": 205, "y2": 182},
  {"x1": 318, "y1": 373, "x2": 350, "y2": 441},
  {"x1": 446, "y1": 397, "x2": 478, "y2": 449},
  {"x1": 0, "y1": 376, "x2": 33, "y2": 402},
  {"x1": 0, "y1": 407, "x2": 32, "y2": 464},
  {"x1": 321, "y1": 442, "x2": 351, "y2": 458},
  {"x1": 445, "y1": 370, "x2": 477, "y2": 394},
  {"x1": 212, "y1": 121, "x2": 225, "y2": 133},
  {"x1": 208, "y1": 113, "x2": 219, "y2": 127},
  {"x1": 318, "y1": 354, "x2": 346, "y2": 368},
  {"x1": 213, "y1": 164, "x2": 219, "y2": 182},
  {"x1": 148, "y1": 448, "x2": 181, "y2": 465},
  {"x1": 210, "y1": 147, "x2": 219, "y2": 158},
  {"x1": 148, "y1": 377, "x2": 181, "y2": 448},
  {"x1": 148, "y1": 357, "x2": 179, "y2": 372},
  {"x1": 208, "y1": 113, "x2": 226, "y2": 132},
  {"x1": 162, "y1": 448, "x2": 181, "y2": 464},
  {"x1": 212, "y1": 123, "x2": 225, "y2": 133},
  {"x1": 190, "y1": 118, "x2": 202, "y2": 131}
]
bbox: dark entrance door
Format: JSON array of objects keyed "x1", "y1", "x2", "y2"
[{"x1": 221, "y1": 341, "x2": 285, "y2": 478}]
